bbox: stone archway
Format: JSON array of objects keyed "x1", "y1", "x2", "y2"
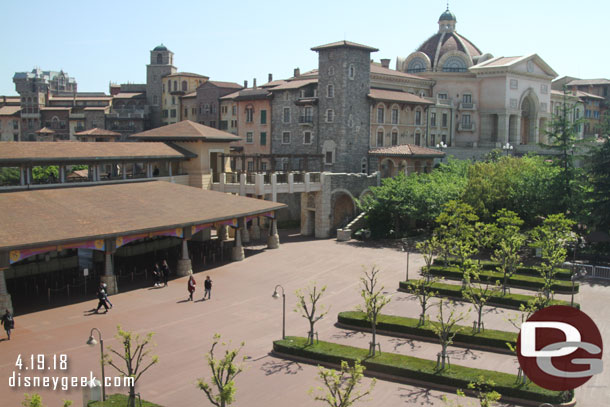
[
  {"x1": 331, "y1": 190, "x2": 357, "y2": 230},
  {"x1": 520, "y1": 92, "x2": 538, "y2": 145},
  {"x1": 380, "y1": 158, "x2": 396, "y2": 178}
]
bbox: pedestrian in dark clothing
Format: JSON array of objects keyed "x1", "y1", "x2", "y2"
[
  {"x1": 203, "y1": 276, "x2": 212, "y2": 300},
  {"x1": 153, "y1": 263, "x2": 161, "y2": 287},
  {"x1": 187, "y1": 275, "x2": 197, "y2": 301},
  {"x1": 1, "y1": 309, "x2": 14, "y2": 340},
  {"x1": 95, "y1": 285, "x2": 109, "y2": 313},
  {"x1": 161, "y1": 260, "x2": 170, "y2": 287}
]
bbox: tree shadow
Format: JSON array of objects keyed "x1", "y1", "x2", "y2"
[
  {"x1": 260, "y1": 357, "x2": 303, "y2": 376},
  {"x1": 388, "y1": 337, "x2": 419, "y2": 352},
  {"x1": 397, "y1": 386, "x2": 441, "y2": 405},
  {"x1": 330, "y1": 328, "x2": 366, "y2": 340},
  {"x1": 446, "y1": 348, "x2": 479, "y2": 361}
]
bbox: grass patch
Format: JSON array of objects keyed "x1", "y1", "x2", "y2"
[
  {"x1": 426, "y1": 265, "x2": 578, "y2": 294},
  {"x1": 338, "y1": 311, "x2": 516, "y2": 352},
  {"x1": 433, "y1": 259, "x2": 572, "y2": 281},
  {"x1": 273, "y1": 336, "x2": 570, "y2": 404},
  {"x1": 88, "y1": 394, "x2": 162, "y2": 407},
  {"x1": 398, "y1": 280, "x2": 578, "y2": 309}
]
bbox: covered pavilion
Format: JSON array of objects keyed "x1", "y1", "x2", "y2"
[
  {"x1": 0, "y1": 181, "x2": 285, "y2": 312},
  {"x1": 368, "y1": 144, "x2": 445, "y2": 177}
]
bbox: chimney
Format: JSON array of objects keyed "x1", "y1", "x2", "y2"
[
  {"x1": 294, "y1": 68, "x2": 300, "y2": 77},
  {"x1": 268, "y1": 73, "x2": 273, "y2": 83},
  {"x1": 381, "y1": 58, "x2": 390, "y2": 68},
  {"x1": 244, "y1": 80, "x2": 248, "y2": 88},
  {"x1": 253, "y1": 78, "x2": 257, "y2": 89}
]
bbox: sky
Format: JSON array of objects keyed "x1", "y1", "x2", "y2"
[{"x1": 0, "y1": 0, "x2": 608, "y2": 96}]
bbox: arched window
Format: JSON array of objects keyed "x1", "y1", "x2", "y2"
[
  {"x1": 348, "y1": 64, "x2": 355, "y2": 79},
  {"x1": 376, "y1": 128, "x2": 384, "y2": 147},
  {"x1": 156, "y1": 53, "x2": 163, "y2": 64},
  {"x1": 173, "y1": 81, "x2": 177, "y2": 91},
  {"x1": 328, "y1": 66, "x2": 335, "y2": 76},
  {"x1": 442, "y1": 56, "x2": 467, "y2": 72},
  {"x1": 361, "y1": 157, "x2": 368, "y2": 174},
  {"x1": 327, "y1": 84, "x2": 334, "y2": 98},
  {"x1": 407, "y1": 58, "x2": 426, "y2": 73},
  {"x1": 181, "y1": 81, "x2": 187, "y2": 92}
]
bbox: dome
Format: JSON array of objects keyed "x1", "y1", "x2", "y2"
[
  {"x1": 439, "y1": 9, "x2": 456, "y2": 21},
  {"x1": 153, "y1": 44, "x2": 168, "y2": 51}
]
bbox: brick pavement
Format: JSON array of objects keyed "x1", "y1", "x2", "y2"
[{"x1": 0, "y1": 232, "x2": 606, "y2": 407}]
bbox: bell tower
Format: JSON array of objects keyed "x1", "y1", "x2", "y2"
[{"x1": 146, "y1": 44, "x2": 176, "y2": 128}]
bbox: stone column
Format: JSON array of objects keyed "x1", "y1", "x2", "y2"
[
  {"x1": 59, "y1": 166, "x2": 65, "y2": 183},
  {"x1": 176, "y1": 238, "x2": 193, "y2": 276},
  {"x1": 231, "y1": 226, "x2": 245, "y2": 261},
  {"x1": 20, "y1": 167, "x2": 25, "y2": 186},
  {"x1": 250, "y1": 217, "x2": 261, "y2": 240},
  {"x1": 122, "y1": 163, "x2": 127, "y2": 180},
  {"x1": 100, "y1": 252, "x2": 118, "y2": 295},
  {"x1": 0, "y1": 266, "x2": 13, "y2": 314},
  {"x1": 219, "y1": 225, "x2": 230, "y2": 241},
  {"x1": 240, "y1": 217, "x2": 250, "y2": 244},
  {"x1": 267, "y1": 216, "x2": 280, "y2": 249},
  {"x1": 26, "y1": 167, "x2": 31, "y2": 185},
  {"x1": 498, "y1": 114, "x2": 510, "y2": 145}
]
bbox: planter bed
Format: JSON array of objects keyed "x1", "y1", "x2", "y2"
[
  {"x1": 433, "y1": 259, "x2": 572, "y2": 281},
  {"x1": 337, "y1": 311, "x2": 516, "y2": 354},
  {"x1": 273, "y1": 336, "x2": 570, "y2": 405},
  {"x1": 426, "y1": 265, "x2": 578, "y2": 294},
  {"x1": 398, "y1": 280, "x2": 578, "y2": 310}
]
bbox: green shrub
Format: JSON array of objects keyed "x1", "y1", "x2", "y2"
[
  {"x1": 273, "y1": 336, "x2": 569, "y2": 404},
  {"x1": 338, "y1": 311, "x2": 516, "y2": 352},
  {"x1": 88, "y1": 394, "x2": 162, "y2": 406},
  {"x1": 433, "y1": 259, "x2": 572, "y2": 281}
]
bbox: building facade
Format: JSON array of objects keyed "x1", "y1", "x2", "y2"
[
  {"x1": 161, "y1": 72, "x2": 208, "y2": 126},
  {"x1": 146, "y1": 44, "x2": 176, "y2": 128},
  {"x1": 196, "y1": 81, "x2": 243, "y2": 128}
]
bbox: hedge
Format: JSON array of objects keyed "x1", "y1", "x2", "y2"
[
  {"x1": 398, "y1": 280, "x2": 579, "y2": 309},
  {"x1": 433, "y1": 259, "x2": 572, "y2": 281},
  {"x1": 273, "y1": 336, "x2": 570, "y2": 404},
  {"x1": 426, "y1": 265, "x2": 578, "y2": 294},
  {"x1": 88, "y1": 394, "x2": 162, "y2": 406},
  {"x1": 337, "y1": 311, "x2": 516, "y2": 353}
]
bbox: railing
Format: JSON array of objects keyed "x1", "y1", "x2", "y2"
[
  {"x1": 226, "y1": 173, "x2": 239, "y2": 184},
  {"x1": 246, "y1": 173, "x2": 256, "y2": 184},
  {"x1": 460, "y1": 102, "x2": 475, "y2": 109},
  {"x1": 458, "y1": 122, "x2": 475, "y2": 131},
  {"x1": 436, "y1": 98, "x2": 452, "y2": 106},
  {"x1": 299, "y1": 116, "x2": 314, "y2": 124},
  {"x1": 276, "y1": 173, "x2": 288, "y2": 184},
  {"x1": 293, "y1": 173, "x2": 304, "y2": 183},
  {"x1": 310, "y1": 172, "x2": 321, "y2": 183}
]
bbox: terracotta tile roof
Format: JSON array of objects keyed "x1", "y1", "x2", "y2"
[
  {"x1": 311, "y1": 40, "x2": 378, "y2": 52},
  {"x1": 0, "y1": 105, "x2": 21, "y2": 116},
  {"x1": 368, "y1": 144, "x2": 445, "y2": 157},
  {"x1": 112, "y1": 92, "x2": 146, "y2": 99},
  {"x1": 74, "y1": 128, "x2": 122, "y2": 137},
  {"x1": 567, "y1": 79, "x2": 610, "y2": 86},
  {"x1": 368, "y1": 88, "x2": 433, "y2": 104},
  {"x1": 574, "y1": 90, "x2": 605, "y2": 100},
  {"x1": 219, "y1": 88, "x2": 271, "y2": 101},
  {"x1": 35, "y1": 127, "x2": 56, "y2": 134},
  {"x1": 51, "y1": 96, "x2": 112, "y2": 101},
  {"x1": 183, "y1": 91, "x2": 197, "y2": 98},
  {"x1": 130, "y1": 120, "x2": 241, "y2": 142},
  {"x1": 260, "y1": 80, "x2": 287, "y2": 88},
  {"x1": 370, "y1": 64, "x2": 427, "y2": 80},
  {"x1": 0, "y1": 141, "x2": 193, "y2": 165},
  {"x1": 0, "y1": 181, "x2": 286, "y2": 251},
  {"x1": 208, "y1": 81, "x2": 243, "y2": 89},
  {"x1": 166, "y1": 72, "x2": 209, "y2": 79},
  {"x1": 40, "y1": 107, "x2": 71, "y2": 111},
  {"x1": 267, "y1": 78, "x2": 318, "y2": 91}
]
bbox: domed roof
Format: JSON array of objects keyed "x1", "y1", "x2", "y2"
[
  {"x1": 439, "y1": 9, "x2": 456, "y2": 21},
  {"x1": 153, "y1": 44, "x2": 168, "y2": 51}
]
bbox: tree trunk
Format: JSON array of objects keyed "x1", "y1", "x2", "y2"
[
  {"x1": 503, "y1": 274, "x2": 508, "y2": 295},
  {"x1": 371, "y1": 320, "x2": 377, "y2": 356},
  {"x1": 477, "y1": 308, "x2": 483, "y2": 333},
  {"x1": 128, "y1": 386, "x2": 136, "y2": 407},
  {"x1": 308, "y1": 321, "x2": 315, "y2": 345}
]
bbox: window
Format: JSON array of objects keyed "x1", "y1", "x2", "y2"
[
  {"x1": 376, "y1": 130, "x2": 384, "y2": 147},
  {"x1": 283, "y1": 107, "x2": 290, "y2": 123},
  {"x1": 415, "y1": 132, "x2": 421, "y2": 145},
  {"x1": 260, "y1": 110, "x2": 267, "y2": 124},
  {"x1": 462, "y1": 94, "x2": 472, "y2": 104},
  {"x1": 391, "y1": 130, "x2": 398, "y2": 146},
  {"x1": 170, "y1": 109, "x2": 176, "y2": 118},
  {"x1": 282, "y1": 131, "x2": 290, "y2": 144},
  {"x1": 431, "y1": 134, "x2": 436, "y2": 145},
  {"x1": 173, "y1": 81, "x2": 177, "y2": 91},
  {"x1": 157, "y1": 53, "x2": 163, "y2": 64},
  {"x1": 182, "y1": 81, "x2": 187, "y2": 92},
  {"x1": 442, "y1": 134, "x2": 447, "y2": 144},
  {"x1": 246, "y1": 132, "x2": 253, "y2": 143},
  {"x1": 361, "y1": 157, "x2": 367, "y2": 174},
  {"x1": 415, "y1": 110, "x2": 421, "y2": 125},
  {"x1": 13, "y1": 120, "x2": 18, "y2": 130},
  {"x1": 162, "y1": 84, "x2": 165, "y2": 93},
  {"x1": 377, "y1": 107, "x2": 384, "y2": 123},
  {"x1": 510, "y1": 79, "x2": 518, "y2": 89},
  {"x1": 192, "y1": 107, "x2": 196, "y2": 115},
  {"x1": 438, "y1": 93, "x2": 448, "y2": 99},
  {"x1": 431, "y1": 112, "x2": 437, "y2": 127},
  {"x1": 442, "y1": 113, "x2": 448, "y2": 128},
  {"x1": 163, "y1": 110, "x2": 168, "y2": 118},
  {"x1": 348, "y1": 64, "x2": 355, "y2": 79},
  {"x1": 260, "y1": 132, "x2": 267, "y2": 146},
  {"x1": 232, "y1": 105, "x2": 237, "y2": 115},
  {"x1": 211, "y1": 104, "x2": 216, "y2": 114},
  {"x1": 261, "y1": 162, "x2": 267, "y2": 171},
  {"x1": 221, "y1": 105, "x2": 227, "y2": 114},
  {"x1": 325, "y1": 151, "x2": 333, "y2": 164},
  {"x1": 442, "y1": 56, "x2": 467, "y2": 72},
  {"x1": 246, "y1": 106, "x2": 254, "y2": 123},
  {"x1": 172, "y1": 96, "x2": 176, "y2": 105},
  {"x1": 391, "y1": 108, "x2": 399, "y2": 124},
  {"x1": 168, "y1": 80, "x2": 171, "y2": 91},
  {"x1": 184, "y1": 108, "x2": 188, "y2": 117},
  {"x1": 303, "y1": 131, "x2": 312, "y2": 144},
  {"x1": 326, "y1": 109, "x2": 334, "y2": 123},
  {"x1": 327, "y1": 84, "x2": 334, "y2": 98},
  {"x1": 247, "y1": 161, "x2": 254, "y2": 172},
  {"x1": 303, "y1": 106, "x2": 313, "y2": 123},
  {"x1": 328, "y1": 66, "x2": 335, "y2": 76}
]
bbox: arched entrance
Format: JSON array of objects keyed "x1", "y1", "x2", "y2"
[
  {"x1": 380, "y1": 158, "x2": 396, "y2": 178},
  {"x1": 520, "y1": 94, "x2": 537, "y2": 145},
  {"x1": 331, "y1": 190, "x2": 356, "y2": 230}
]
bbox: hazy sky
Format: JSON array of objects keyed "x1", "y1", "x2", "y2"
[{"x1": 1, "y1": 0, "x2": 607, "y2": 95}]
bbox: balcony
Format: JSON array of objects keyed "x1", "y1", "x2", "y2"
[
  {"x1": 299, "y1": 116, "x2": 314, "y2": 125},
  {"x1": 458, "y1": 102, "x2": 476, "y2": 110},
  {"x1": 436, "y1": 97, "x2": 452, "y2": 106},
  {"x1": 107, "y1": 111, "x2": 146, "y2": 119},
  {"x1": 458, "y1": 122, "x2": 476, "y2": 132}
]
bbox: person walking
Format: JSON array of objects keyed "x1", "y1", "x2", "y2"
[
  {"x1": 187, "y1": 275, "x2": 197, "y2": 301},
  {"x1": 203, "y1": 276, "x2": 212, "y2": 300},
  {"x1": 153, "y1": 263, "x2": 161, "y2": 287},
  {"x1": 1, "y1": 309, "x2": 14, "y2": 340},
  {"x1": 95, "y1": 284, "x2": 109, "y2": 313},
  {"x1": 161, "y1": 260, "x2": 170, "y2": 287}
]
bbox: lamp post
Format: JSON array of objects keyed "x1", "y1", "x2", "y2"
[
  {"x1": 86, "y1": 328, "x2": 106, "y2": 401},
  {"x1": 436, "y1": 141, "x2": 447, "y2": 163},
  {"x1": 570, "y1": 236, "x2": 586, "y2": 307},
  {"x1": 503, "y1": 142, "x2": 513, "y2": 156},
  {"x1": 272, "y1": 285, "x2": 286, "y2": 339},
  {"x1": 402, "y1": 243, "x2": 410, "y2": 281}
]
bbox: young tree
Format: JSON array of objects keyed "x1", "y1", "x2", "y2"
[
  {"x1": 197, "y1": 334, "x2": 246, "y2": 407},
  {"x1": 462, "y1": 263, "x2": 500, "y2": 333},
  {"x1": 441, "y1": 376, "x2": 501, "y2": 407},
  {"x1": 409, "y1": 275, "x2": 438, "y2": 325},
  {"x1": 416, "y1": 236, "x2": 440, "y2": 272},
  {"x1": 357, "y1": 267, "x2": 391, "y2": 356},
  {"x1": 430, "y1": 299, "x2": 470, "y2": 370},
  {"x1": 295, "y1": 283, "x2": 329, "y2": 345},
  {"x1": 310, "y1": 360, "x2": 375, "y2": 407},
  {"x1": 21, "y1": 393, "x2": 71, "y2": 407},
  {"x1": 490, "y1": 209, "x2": 525, "y2": 295},
  {"x1": 530, "y1": 213, "x2": 575, "y2": 299},
  {"x1": 105, "y1": 326, "x2": 159, "y2": 407}
]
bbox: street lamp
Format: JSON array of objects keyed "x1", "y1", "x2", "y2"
[
  {"x1": 86, "y1": 328, "x2": 106, "y2": 401},
  {"x1": 436, "y1": 141, "x2": 447, "y2": 163},
  {"x1": 503, "y1": 142, "x2": 513, "y2": 156},
  {"x1": 402, "y1": 242, "x2": 410, "y2": 281},
  {"x1": 272, "y1": 285, "x2": 286, "y2": 339}
]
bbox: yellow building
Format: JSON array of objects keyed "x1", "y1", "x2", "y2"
[{"x1": 161, "y1": 72, "x2": 208, "y2": 126}]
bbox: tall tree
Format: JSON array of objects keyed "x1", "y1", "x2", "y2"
[
  {"x1": 295, "y1": 283, "x2": 329, "y2": 345},
  {"x1": 587, "y1": 112, "x2": 610, "y2": 231},
  {"x1": 310, "y1": 360, "x2": 375, "y2": 407},
  {"x1": 197, "y1": 334, "x2": 246, "y2": 407},
  {"x1": 357, "y1": 267, "x2": 391, "y2": 356},
  {"x1": 105, "y1": 326, "x2": 159, "y2": 407},
  {"x1": 490, "y1": 209, "x2": 525, "y2": 295}
]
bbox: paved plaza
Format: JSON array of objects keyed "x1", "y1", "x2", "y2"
[{"x1": 0, "y1": 232, "x2": 607, "y2": 407}]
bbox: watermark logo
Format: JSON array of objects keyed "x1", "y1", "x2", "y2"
[{"x1": 517, "y1": 305, "x2": 603, "y2": 391}]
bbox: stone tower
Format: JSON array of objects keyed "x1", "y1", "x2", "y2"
[
  {"x1": 312, "y1": 41, "x2": 378, "y2": 173},
  {"x1": 146, "y1": 44, "x2": 176, "y2": 128}
]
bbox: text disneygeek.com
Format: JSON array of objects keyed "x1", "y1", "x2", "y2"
[{"x1": 8, "y1": 371, "x2": 134, "y2": 391}]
